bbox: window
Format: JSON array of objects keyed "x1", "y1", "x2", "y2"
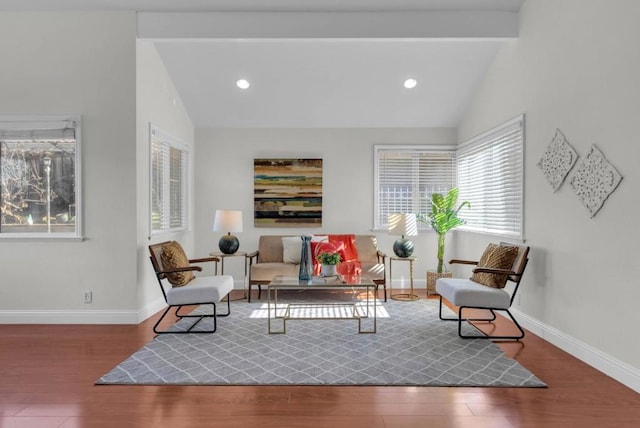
[
  {"x1": 457, "y1": 115, "x2": 524, "y2": 238},
  {"x1": 150, "y1": 125, "x2": 189, "y2": 235},
  {"x1": 374, "y1": 145, "x2": 456, "y2": 230},
  {"x1": 0, "y1": 116, "x2": 81, "y2": 239}
]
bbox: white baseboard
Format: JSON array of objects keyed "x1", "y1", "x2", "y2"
[
  {"x1": 0, "y1": 309, "x2": 140, "y2": 324},
  {"x1": 512, "y1": 308, "x2": 640, "y2": 393},
  {"x1": 137, "y1": 297, "x2": 167, "y2": 323},
  {"x1": 0, "y1": 297, "x2": 168, "y2": 325},
  {"x1": 389, "y1": 278, "x2": 427, "y2": 289}
]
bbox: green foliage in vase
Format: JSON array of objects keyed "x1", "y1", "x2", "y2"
[
  {"x1": 417, "y1": 187, "x2": 470, "y2": 273},
  {"x1": 317, "y1": 251, "x2": 341, "y2": 265}
]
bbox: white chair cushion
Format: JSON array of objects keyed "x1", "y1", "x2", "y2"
[
  {"x1": 436, "y1": 277, "x2": 511, "y2": 309},
  {"x1": 166, "y1": 274, "x2": 233, "y2": 306}
]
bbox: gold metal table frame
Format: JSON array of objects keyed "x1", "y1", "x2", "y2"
[
  {"x1": 267, "y1": 275, "x2": 377, "y2": 334},
  {"x1": 389, "y1": 256, "x2": 419, "y2": 301}
]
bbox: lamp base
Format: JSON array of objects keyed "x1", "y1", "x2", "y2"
[
  {"x1": 219, "y1": 234, "x2": 239, "y2": 254},
  {"x1": 393, "y1": 238, "x2": 414, "y2": 258}
]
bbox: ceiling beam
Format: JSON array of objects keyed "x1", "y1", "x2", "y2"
[{"x1": 137, "y1": 11, "x2": 518, "y2": 39}]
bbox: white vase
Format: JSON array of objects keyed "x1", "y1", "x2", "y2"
[{"x1": 321, "y1": 264, "x2": 337, "y2": 277}]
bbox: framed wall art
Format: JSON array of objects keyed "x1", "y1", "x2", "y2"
[{"x1": 254, "y1": 158, "x2": 323, "y2": 227}]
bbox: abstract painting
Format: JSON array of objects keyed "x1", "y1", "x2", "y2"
[
  {"x1": 254, "y1": 159, "x2": 322, "y2": 227},
  {"x1": 569, "y1": 145, "x2": 622, "y2": 218}
]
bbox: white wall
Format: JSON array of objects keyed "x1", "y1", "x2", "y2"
[
  {"x1": 458, "y1": 0, "x2": 640, "y2": 388},
  {"x1": 194, "y1": 128, "x2": 457, "y2": 287},
  {"x1": 136, "y1": 41, "x2": 195, "y2": 321},
  {"x1": 0, "y1": 12, "x2": 138, "y2": 321}
]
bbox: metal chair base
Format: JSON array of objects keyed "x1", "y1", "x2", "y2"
[
  {"x1": 438, "y1": 296, "x2": 525, "y2": 341},
  {"x1": 153, "y1": 295, "x2": 231, "y2": 334}
]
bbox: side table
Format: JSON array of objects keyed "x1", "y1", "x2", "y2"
[
  {"x1": 209, "y1": 251, "x2": 248, "y2": 300},
  {"x1": 389, "y1": 256, "x2": 419, "y2": 301}
]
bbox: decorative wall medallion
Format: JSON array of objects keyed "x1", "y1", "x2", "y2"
[
  {"x1": 569, "y1": 145, "x2": 623, "y2": 218},
  {"x1": 537, "y1": 129, "x2": 578, "y2": 192}
]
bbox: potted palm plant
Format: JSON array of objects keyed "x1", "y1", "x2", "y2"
[
  {"x1": 317, "y1": 251, "x2": 341, "y2": 277},
  {"x1": 417, "y1": 187, "x2": 470, "y2": 274}
]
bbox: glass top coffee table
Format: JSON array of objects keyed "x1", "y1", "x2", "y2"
[{"x1": 267, "y1": 275, "x2": 377, "y2": 334}]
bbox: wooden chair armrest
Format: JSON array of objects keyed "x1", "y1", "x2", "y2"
[
  {"x1": 449, "y1": 259, "x2": 478, "y2": 265},
  {"x1": 472, "y1": 267, "x2": 517, "y2": 276},
  {"x1": 160, "y1": 266, "x2": 203, "y2": 274},
  {"x1": 189, "y1": 256, "x2": 220, "y2": 264}
]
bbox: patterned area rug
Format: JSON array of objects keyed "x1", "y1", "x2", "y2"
[{"x1": 97, "y1": 292, "x2": 546, "y2": 387}]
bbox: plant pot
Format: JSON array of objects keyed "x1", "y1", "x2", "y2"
[
  {"x1": 321, "y1": 264, "x2": 337, "y2": 277},
  {"x1": 426, "y1": 270, "x2": 452, "y2": 295}
]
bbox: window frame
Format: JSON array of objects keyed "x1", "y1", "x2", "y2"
[
  {"x1": 0, "y1": 115, "x2": 82, "y2": 241},
  {"x1": 373, "y1": 144, "x2": 457, "y2": 231},
  {"x1": 149, "y1": 124, "x2": 189, "y2": 236},
  {"x1": 456, "y1": 115, "x2": 525, "y2": 239}
]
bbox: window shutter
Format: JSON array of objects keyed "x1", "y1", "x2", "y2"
[
  {"x1": 150, "y1": 125, "x2": 188, "y2": 234},
  {"x1": 375, "y1": 146, "x2": 456, "y2": 230},
  {"x1": 457, "y1": 116, "x2": 524, "y2": 238}
]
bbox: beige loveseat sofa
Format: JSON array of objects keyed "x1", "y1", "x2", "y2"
[{"x1": 247, "y1": 235, "x2": 387, "y2": 302}]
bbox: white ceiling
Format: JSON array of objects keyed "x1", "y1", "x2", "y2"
[
  {"x1": 0, "y1": 1, "x2": 524, "y2": 12},
  {"x1": 0, "y1": 0, "x2": 525, "y2": 128}
]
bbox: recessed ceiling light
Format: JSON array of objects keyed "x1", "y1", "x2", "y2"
[
  {"x1": 403, "y1": 78, "x2": 418, "y2": 89},
  {"x1": 236, "y1": 79, "x2": 250, "y2": 89}
]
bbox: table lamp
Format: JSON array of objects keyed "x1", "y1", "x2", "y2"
[
  {"x1": 388, "y1": 213, "x2": 417, "y2": 258},
  {"x1": 213, "y1": 210, "x2": 243, "y2": 254}
]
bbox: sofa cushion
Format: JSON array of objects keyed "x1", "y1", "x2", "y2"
[
  {"x1": 354, "y1": 235, "x2": 379, "y2": 262},
  {"x1": 282, "y1": 236, "x2": 302, "y2": 264},
  {"x1": 470, "y1": 243, "x2": 519, "y2": 288},
  {"x1": 160, "y1": 241, "x2": 195, "y2": 287},
  {"x1": 257, "y1": 236, "x2": 288, "y2": 263},
  {"x1": 279, "y1": 235, "x2": 330, "y2": 264},
  {"x1": 361, "y1": 261, "x2": 384, "y2": 281},
  {"x1": 250, "y1": 262, "x2": 300, "y2": 282}
]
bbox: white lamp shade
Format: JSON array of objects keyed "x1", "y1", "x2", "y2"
[
  {"x1": 213, "y1": 210, "x2": 243, "y2": 233},
  {"x1": 388, "y1": 213, "x2": 418, "y2": 237}
]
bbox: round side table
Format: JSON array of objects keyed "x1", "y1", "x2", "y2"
[{"x1": 389, "y1": 256, "x2": 419, "y2": 301}]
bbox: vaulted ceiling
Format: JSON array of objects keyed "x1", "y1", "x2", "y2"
[{"x1": 0, "y1": 0, "x2": 525, "y2": 128}]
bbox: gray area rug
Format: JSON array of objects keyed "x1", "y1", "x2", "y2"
[{"x1": 97, "y1": 292, "x2": 546, "y2": 387}]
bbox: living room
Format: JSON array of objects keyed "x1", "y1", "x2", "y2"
[{"x1": 1, "y1": 0, "x2": 639, "y2": 425}]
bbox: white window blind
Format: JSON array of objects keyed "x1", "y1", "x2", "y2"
[
  {"x1": 374, "y1": 145, "x2": 456, "y2": 230},
  {"x1": 457, "y1": 115, "x2": 524, "y2": 238},
  {"x1": 150, "y1": 125, "x2": 188, "y2": 234}
]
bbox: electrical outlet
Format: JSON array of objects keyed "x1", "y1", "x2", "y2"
[{"x1": 84, "y1": 291, "x2": 93, "y2": 304}]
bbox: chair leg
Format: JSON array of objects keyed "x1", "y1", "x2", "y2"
[
  {"x1": 217, "y1": 293, "x2": 231, "y2": 317},
  {"x1": 153, "y1": 303, "x2": 221, "y2": 334},
  {"x1": 374, "y1": 282, "x2": 387, "y2": 302}
]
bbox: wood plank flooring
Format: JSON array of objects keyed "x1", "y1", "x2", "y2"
[{"x1": 1, "y1": 290, "x2": 639, "y2": 428}]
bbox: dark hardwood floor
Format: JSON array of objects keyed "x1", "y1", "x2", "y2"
[{"x1": 1, "y1": 290, "x2": 639, "y2": 428}]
